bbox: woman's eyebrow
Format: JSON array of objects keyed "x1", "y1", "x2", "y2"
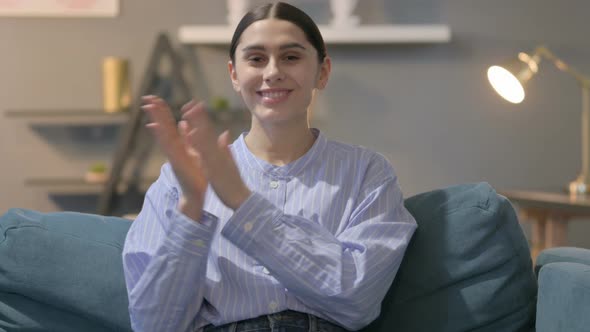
[
  {"x1": 280, "y1": 43, "x2": 307, "y2": 50},
  {"x1": 241, "y1": 43, "x2": 307, "y2": 52}
]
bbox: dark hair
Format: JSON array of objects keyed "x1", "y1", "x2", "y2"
[{"x1": 229, "y1": 2, "x2": 327, "y2": 64}]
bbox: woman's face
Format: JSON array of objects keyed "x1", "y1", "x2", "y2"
[{"x1": 229, "y1": 18, "x2": 331, "y2": 126}]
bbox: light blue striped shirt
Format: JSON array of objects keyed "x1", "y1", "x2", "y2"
[{"x1": 122, "y1": 129, "x2": 417, "y2": 332}]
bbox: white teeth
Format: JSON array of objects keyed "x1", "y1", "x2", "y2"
[{"x1": 261, "y1": 91, "x2": 288, "y2": 99}]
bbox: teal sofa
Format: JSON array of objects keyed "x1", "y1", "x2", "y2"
[{"x1": 1, "y1": 182, "x2": 589, "y2": 331}]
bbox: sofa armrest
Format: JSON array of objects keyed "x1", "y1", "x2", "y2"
[
  {"x1": 535, "y1": 262, "x2": 590, "y2": 332},
  {"x1": 535, "y1": 247, "x2": 590, "y2": 275},
  {"x1": 0, "y1": 208, "x2": 132, "y2": 331}
]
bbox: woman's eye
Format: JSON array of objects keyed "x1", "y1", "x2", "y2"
[{"x1": 247, "y1": 56, "x2": 265, "y2": 63}]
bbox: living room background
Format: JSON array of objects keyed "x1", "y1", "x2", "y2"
[{"x1": 1, "y1": 0, "x2": 588, "y2": 248}]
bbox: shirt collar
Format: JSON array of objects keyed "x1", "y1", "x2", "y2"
[{"x1": 232, "y1": 128, "x2": 327, "y2": 179}]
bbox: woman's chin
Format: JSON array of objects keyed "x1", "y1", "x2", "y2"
[{"x1": 251, "y1": 107, "x2": 306, "y2": 126}]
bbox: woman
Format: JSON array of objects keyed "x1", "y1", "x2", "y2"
[{"x1": 122, "y1": 2, "x2": 417, "y2": 332}]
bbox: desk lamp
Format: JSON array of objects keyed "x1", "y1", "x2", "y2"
[{"x1": 487, "y1": 46, "x2": 590, "y2": 195}]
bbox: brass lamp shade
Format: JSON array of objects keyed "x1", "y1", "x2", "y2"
[{"x1": 487, "y1": 52, "x2": 541, "y2": 104}]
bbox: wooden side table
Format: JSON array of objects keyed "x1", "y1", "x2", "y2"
[{"x1": 500, "y1": 190, "x2": 590, "y2": 261}]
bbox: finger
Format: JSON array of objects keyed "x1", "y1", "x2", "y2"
[
  {"x1": 184, "y1": 103, "x2": 219, "y2": 153},
  {"x1": 218, "y1": 130, "x2": 237, "y2": 164},
  {"x1": 180, "y1": 99, "x2": 198, "y2": 115},
  {"x1": 142, "y1": 98, "x2": 186, "y2": 160},
  {"x1": 178, "y1": 120, "x2": 188, "y2": 144},
  {"x1": 150, "y1": 122, "x2": 199, "y2": 188},
  {"x1": 144, "y1": 97, "x2": 208, "y2": 195},
  {"x1": 178, "y1": 120, "x2": 189, "y2": 140},
  {"x1": 142, "y1": 104, "x2": 177, "y2": 143},
  {"x1": 178, "y1": 120, "x2": 199, "y2": 158},
  {"x1": 142, "y1": 96, "x2": 176, "y2": 123},
  {"x1": 145, "y1": 121, "x2": 183, "y2": 160},
  {"x1": 151, "y1": 97, "x2": 175, "y2": 119},
  {"x1": 183, "y1": 104, "x2": 215, "y2": 140},
  {"x1": 141, "y1": 95, "x2": 158, "y2": 101},
  {"x1": 182, "y1": 101, "x2": 210, "y2": 130},
  {"x1": 142, "y1": 97, "x2": 178, "y2": 131},
  {"x1": 141, "y1": 95, "x2": 162, "y2": 106},
  {"x1": 217, "y1": 130, "x2": 232, "y2": 151},
  {"x1": 187, "y1": 127, "x2": 216, "y2": 156}
]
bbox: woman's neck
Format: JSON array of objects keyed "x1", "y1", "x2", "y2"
[{"x1": 244, "y1": 120, "x2": 316, "y2": 166}]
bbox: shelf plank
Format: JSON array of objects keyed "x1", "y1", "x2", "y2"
[
  {"x1": 4, "y1": 109, "x2": 129, "y2": 126},
  {"x1": 4, "y1": 108, "x2": 249, "y2": 126},
  {"x1": 25, "y1": 177, "x2": 157, "y2": 195},
  {"x1": 179, "y1": 24, "x2": 451, "y2": 45}
]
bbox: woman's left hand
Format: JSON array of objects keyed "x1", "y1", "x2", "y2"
[{"x1": 181, "y1": 101, "x2": 252, "y2": 210}]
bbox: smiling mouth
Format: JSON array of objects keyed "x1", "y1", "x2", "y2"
[{"x1": 257, "y1": 90, "x2": 292, "y2": 105}]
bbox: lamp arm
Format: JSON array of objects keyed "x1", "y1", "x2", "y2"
[
  {"x1": 534, "y1": 46, "x2": 590, "y2": 191},
  {"x1": 535, "y1": 46, "x2": 590, "y2": 88}
]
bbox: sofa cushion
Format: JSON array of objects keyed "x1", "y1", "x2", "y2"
[
  {"x1": 363, "y1": 182, "x2": 537, "y2": 332},
  {"x1": 0, "y1": 208, "x2": 133, "y2": 331},
  {"x1": 0, "y1": 292, "x2": 116, "y2": 332},
  {"x1": 536, "y1": 262, "x2": 590, "y2": 332}
]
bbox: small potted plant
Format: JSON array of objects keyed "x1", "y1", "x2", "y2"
[
  {"x1": 85, "y1": 162, "x2": 109, "y2": 183},
  {"x1": 211, "y1": 96, "x2": 230, "y2": 111},
  {"x1": 210, "y1": 96, "x2": 232, "y2": 122}
]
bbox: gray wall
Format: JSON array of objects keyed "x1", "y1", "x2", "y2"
[{"x1": 1, "y1": 0, "x2": 589, "y2": 247}]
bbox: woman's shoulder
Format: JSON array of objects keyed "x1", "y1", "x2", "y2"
[
  {"x1": 325, "y1": 138, "x2": 384, "y2": 157},
  {"x1": 324, "y1": 138, "x2": 396, "y2": 179}
]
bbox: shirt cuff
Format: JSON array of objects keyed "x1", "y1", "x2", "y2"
[
  {"x1": 163, "y1": 207, "x2": 218, "y2": 257},
  {"x1": 221, "y1": 192, "x2": 282, "y2": 250}
]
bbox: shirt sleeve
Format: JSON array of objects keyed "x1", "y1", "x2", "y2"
[
  {"x1": 221, "y1": 156, "x2": 417, "y2": 331},
  {"x1": 122, "y1": 163, "x2": 218, "y2": 332}
]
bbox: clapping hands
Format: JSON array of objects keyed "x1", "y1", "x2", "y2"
[{"x1": 141, "y1": 95, "x2": 251, "y2": 221}]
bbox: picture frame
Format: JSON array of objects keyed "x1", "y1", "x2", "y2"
[{"x1": 0, "y1": 0, "x2": 119, "y2": 18}]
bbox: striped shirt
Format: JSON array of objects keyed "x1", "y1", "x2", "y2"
[{"x1": 122, "y1": 128, "x2": 417, "y2": 332}]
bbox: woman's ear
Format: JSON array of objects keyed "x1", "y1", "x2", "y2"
[
  {"x1": 316, "y1": 56, "x2": 332, "y2": 90},
  {"x1": 228, "y1": 61, "x2": 241, "y2": 92}
]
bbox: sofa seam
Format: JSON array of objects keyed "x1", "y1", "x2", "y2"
[
  {"x1": 537, "y1": 252, "x2": 590, "y2": 267},
  {"x1": 0, "y1": 289, "x2": 129, "y2": 331},
  {"x1": 429, "y1": 192, "x2": 495, "y2": 219},
  {"x1": 413, "y1": 184, "x2": 495, "y2": 217},
  {"x1": 1, "y1": 225, "x2": 124, "y2": 250}
]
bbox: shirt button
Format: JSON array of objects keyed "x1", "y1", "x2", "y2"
[
  {"x1": 262, "y1": 267, "x2": 270, "y2": 275},
  {"x1": 268, "y1": 301, "x2": 278, "y2": 311},
  {"x1": 244, "y1": 222, "x2": 253, "y2": 232},
  {"x1": 269, "y1": 180, "x2": 279, "y2": 189}
]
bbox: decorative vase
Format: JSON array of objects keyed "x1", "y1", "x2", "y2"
[
  {"x1": 102, "y1": 57, "x2": 131, "y2": 113},
  {"x1": 227, "y1": 0, "x2": 249, "y2": 27},
  {"x1": 330, "y1": 0, "x2": 360, "y2": 27}
]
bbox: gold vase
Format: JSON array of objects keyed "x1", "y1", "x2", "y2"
[{"x1": 102, "y1": 57, "x2": 131, "y2": 113}]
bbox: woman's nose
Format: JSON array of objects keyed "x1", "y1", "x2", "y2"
[{"x1": 263, "y1": 59, "x2": 285, "y2": 83}]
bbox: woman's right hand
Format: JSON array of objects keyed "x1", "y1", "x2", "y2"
[{"x1": 141, "y1": 95, "x2": 207, "y2": 221}]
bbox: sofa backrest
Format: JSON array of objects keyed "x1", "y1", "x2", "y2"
[
  {"x1": 0, "y1": 182, "x2": 538, "y2": 332},
  {"x1": 363, "y1": 182, "x2": 538, "y2": 332}
]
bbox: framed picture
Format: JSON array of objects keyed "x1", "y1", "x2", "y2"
[{"x1": 0, "y1": 0, "x2": 119, "y2": 17}]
